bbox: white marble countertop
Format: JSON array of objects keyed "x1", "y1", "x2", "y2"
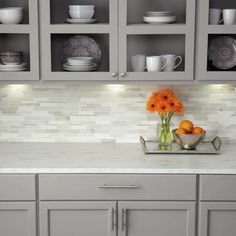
[{"x1": 0, "y1": 142, "x2": 235, "y2": 174}]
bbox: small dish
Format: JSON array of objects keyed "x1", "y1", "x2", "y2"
[
  {"x1": 208, "y1": 36, "x2": 236, "y2": 70},
  {"x1": 66, "y1": 18, "x2": 97, "y2": 24}
]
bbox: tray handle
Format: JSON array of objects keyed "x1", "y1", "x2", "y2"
[
  {"x1": 212, "y1": 136, "x2": 222, "y2": 151},
  {"x1": 140, "y1": 136, "x2": 148, "y2": 154}
]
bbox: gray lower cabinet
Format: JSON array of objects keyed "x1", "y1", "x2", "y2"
[
  {"x1": 119, "y1": 201, "x2": 195, "y2": 236},
  {"x1": 0, "y1": 202, "x2": 36, "y2": 236},
  {"x1": 199, "y1": 202, "x2": 236, "y2": 236},
  {"x1": 40, "y1": 201, "x2": 195, "y2": 236},
  {"x1": 40, "y1": 201, "x2": 117, "y2": 236}
]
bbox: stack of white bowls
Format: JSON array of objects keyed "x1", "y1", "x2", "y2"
[
  {"x1": 63, "y1": 57, "x2": 98, "y2": 72},
  {"x1": 67, "y1": 5, "x2": 96, "y2": 24},
  {"x1": 0, "y1": 7, "x2": 23, "y2": 24},
  {"x1": 143, "y1": 11, "x2": 176, "y2": 24}
]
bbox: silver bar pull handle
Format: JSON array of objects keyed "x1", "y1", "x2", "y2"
[
  {"x1": 121, "y1": 208, "x2": 127, "y2": 231},
  {"x1": 111, "y1": 208, "x2": 116, "y2": 231},
  {"x1": 99, "y1": 185, "x2": 139, "y2": 189}
]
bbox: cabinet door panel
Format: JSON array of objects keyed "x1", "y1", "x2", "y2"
[
  {"x1": 200, "y1": 202, "x2": 236, "y2": 236},
  {"x1": 119, "y1": 201, "x2": 195, "y2": 236},
  {"x1": 40, "y1": 201, "x2": 117, "y2": 236},
  {"x1": 0, "y1": 202, "x2": 36, "y2": 236}
]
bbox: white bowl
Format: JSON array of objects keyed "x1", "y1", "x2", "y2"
[
  {"x1": 69, "y1": 10, "x2": 95, "y2": 19},
  {"x1": 0, "y1": 7, "x2": 23, "y2": 24},
  {"x1": 69, "y1": 5, "x2": 95, "y2": 11}
]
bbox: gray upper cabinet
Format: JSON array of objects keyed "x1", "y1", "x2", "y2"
[
  {"x1": 199, "y1": 202, "x2": 236, "y2": 236},
  {"x1": 0, "y1": 0, "x2": 39, "y2": 81},
  {"x1": 119, "y1": 0, "x2": 196, "y2": 81},
  {"x1": 39, "y1": 0, "x2": 118, "y2": 81},
  {"x1": 118, "y1": 201, "x2": 195, "y2": 236},
  {"x1": 40, "y1": 201, "x2": 117, "y2": 236},
  {"x1": 196, "y1": 0, "x2": 236, "y2": 81},
  {"x1": 0, "y1": 202, "x2": 36, "y2": 236}
]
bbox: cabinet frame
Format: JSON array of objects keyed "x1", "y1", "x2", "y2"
[
  {"x1": 195, "y1": 0, "x2": 236, "y2": 81},
  {"x1": 39, "y1": 0, "x2": 118, "y2": 81},
  {"x1": 40, "y1": 201, "x2": 117, "y2": 236},
  {"x1": 0, "y1": 0, "x2": 39, "y2": 81},
  {"x1": 118, "y1": 0, "x2": 196, "y2": 81},
  {"x1": 199, "y1": 202, "x2": 236, "y2": 236},
  {"x1": 0, "y1": 202, "x2": 36, "y2": 236},
  {"x1": 118, "y1": 201, "x2": 196, "y2": 236}
]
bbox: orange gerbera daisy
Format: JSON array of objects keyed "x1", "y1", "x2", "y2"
[
  {"x1": 155, "y1": 101, "x2": 171, "y2": 114},
  {"x1": 157, "y1": 89, "x2": 174, "y2": 101},
  {"x1": 171, "y1": 98, "x2": 184, "y2": 114},
  {"x1": 146, "y1": 99, "x2": 156, "y2": 112},
  {"x1": 150, "y1": 91, "x2": 159, "y2": 100}
]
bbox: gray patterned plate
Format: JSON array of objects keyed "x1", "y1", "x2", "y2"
[
  {"x1": 208, "y1": 36, "x2": 236, "y2": 70},
  {"x1": 61, "y1": 35, "x2": 102, "y2": 65}
]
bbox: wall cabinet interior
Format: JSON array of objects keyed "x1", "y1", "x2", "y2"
[
  {"x1": 126, "y1": 34, "x2": 185, "y2": 72},
  {"x1": 50, "y1": 0, "x2": 109, "y2": 24},
  {"x1": 127, "y1": 0, "x2": 186, "y2": 25},
  {"x1": 196, "y1": 0, "x2": 236, "y2": 81},
  {"x1": 0, "y1": 0, "x2": 39, "y2": 81},
  {"x1": 51, "y1": 34, "x2": 110, "y2": 72}
]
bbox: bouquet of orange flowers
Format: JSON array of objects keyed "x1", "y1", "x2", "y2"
[{"x1": 146, "y1": 89, "x2": 184, "y2": 147}]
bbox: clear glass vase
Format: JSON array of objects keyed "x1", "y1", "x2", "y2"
[{"x1": 157, "y1": 117, "x2": 173, "y2": 150}]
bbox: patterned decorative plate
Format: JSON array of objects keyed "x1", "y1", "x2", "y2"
[
  {"x1": 61, "y1": 35, "x2": 102, "y2": 65},
  {"x1": 208, "y1": 36, "x2": 236, "y2": 70}
]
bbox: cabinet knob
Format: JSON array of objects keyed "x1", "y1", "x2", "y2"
[
  {"x1": 121, "y1": 73, "x2": 126, "y2": 78},
  {"x1": 112, "y1": 73, "x2": 117, "y2": 77}
]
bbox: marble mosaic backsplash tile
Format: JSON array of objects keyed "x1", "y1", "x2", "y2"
[{"x1": 0, "y1": 83, "x2": 235, "y2": 143}]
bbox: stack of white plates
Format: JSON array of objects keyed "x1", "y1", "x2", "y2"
[
  {"x1": 143, "y1": 11, "x2": 176, "y2": 24},
  {"x1": 0, "y1": 63, "x2": 27, "y2": 71},
  {"x1": 63, "y1": 57, "x2": 98, "y2": 72}
]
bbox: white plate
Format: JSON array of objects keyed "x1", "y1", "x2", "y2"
[
  {"x1": 146, "y1": 11, "x2": 172, "y2": 15},
  {"x1": 0, "y1": 63, "x2": 26, "y2": 68},
  {"x1": 67, "y1": 57, "x2": 95, "y2": 65},
  {"x1": 63, "y1": 66, "x2": 97, "y2": 72},
  {"x1": 143, "y1": 16, "x2": 176, "y2": 24},
  {"x1": 0, "y1": 68, "x2": 27, "y2": 71},
  {"x1": 66, "y1": 18, "x2": 97, "y2": 24},
  {"x1": 63, "y1": 63, "x2": 97, "y2": 71}
]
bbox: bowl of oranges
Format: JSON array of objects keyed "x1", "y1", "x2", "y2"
[{"x1": 172, "y1": 120, "x2": 206, "y2": 150}]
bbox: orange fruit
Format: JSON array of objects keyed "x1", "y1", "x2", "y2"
[
  {"x1": 175, "y1": 128, "x2": 188, "y2": 135},
  {"x1": 179, "y1": 120, "x2": 194, "y2": 133},
  {"x1": 191, "y1": 127, "x2": 205, "y2": 134}
]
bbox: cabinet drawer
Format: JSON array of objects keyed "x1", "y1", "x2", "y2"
[
  {"x1": 39, "y1": 174, "x2": 196, "y2": 200},
  {"x1": 200, "y1": 175, "x2": 236, "y2": 201},
  {"x1": 0, "y1": 175, "x2": 36, "y2": 201}
]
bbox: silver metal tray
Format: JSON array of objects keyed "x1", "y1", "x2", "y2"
[{"x1": 140, "y1": 136, "x2": 221, "y2": 155}]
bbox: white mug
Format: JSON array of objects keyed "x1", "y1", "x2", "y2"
[
  {"x1": 223, "y1": 9, "x2": 236, "y2": 25},
  {"x1": 146, "y1": 56, "x2": 168, "y2": 72},
  {"x1": 131, "y1": 54, "x2": 146, "y2": 72},
  {"x1": 161, "y1": 54, "x2": 183, "y2": 72},
  {"x1": 209, "y1": 8, "x2": 222, "y2": 25}
]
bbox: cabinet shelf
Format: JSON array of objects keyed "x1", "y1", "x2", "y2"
[
  {"x1": 207, "y1": 25, "x2": 236, "y2": 34},
  {"x1": 120, "y1": 71, "x2": 190, "y2": 81},
  {"x1": 0, "y1": 25, "x2": 34, "y2": 34},
  {"x1": 126, "y1": 24, "x2": 187, "y2": 35},
  {"x1": 49, "y1": 24, "x2": 111, "y2": 34}
]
